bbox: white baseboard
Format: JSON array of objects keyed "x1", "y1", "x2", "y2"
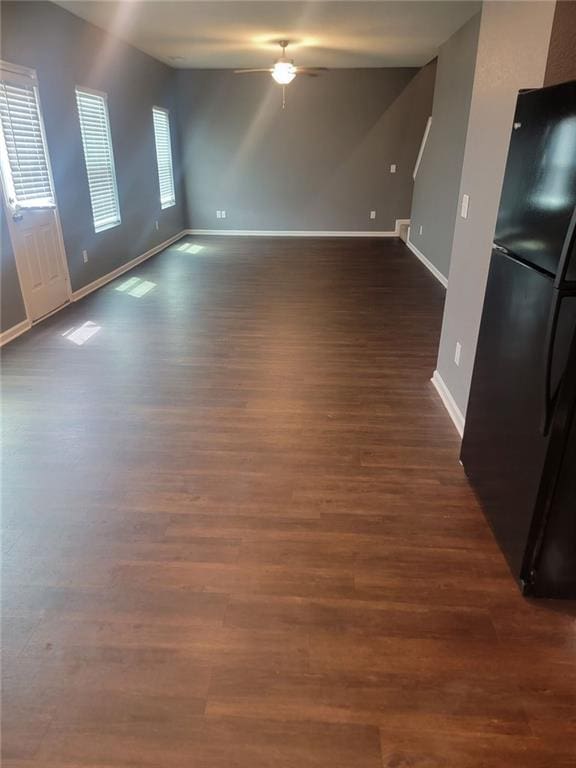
[
  {"x1": 396, "y1": 219, "x2": 410, "y2": 243},
  {"x1": 0, "y1": 318, "x2": 32, "y2": 347},
  {"x1": 431, "y1": 370, "x2": 465, "y2": 437},
  {"x1": 186, "y1": 220, "x2": 411, "y2": 239},
  {"x1": 186, "y1": 229, "x2": 399, "y2": 238},
  {"x1": 71, "y1": 230, "x2": 187, "y2": 302},
  {"x1": 406, "y1": 236, "x2": 448, "y2": 288}
]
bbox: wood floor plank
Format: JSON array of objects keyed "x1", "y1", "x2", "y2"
[
  {"x1": 2, "y1": 236, "x2": 575, "y2": 765},
  {"x1": 32, "y1": 717, "x2": 384, "y2": 768},
  {"x1": 206, "y1": 664, "x2": 532, "y2": 735},
  {"x1": 379, "y1": 727, "x2": 576, "y2": 768}
]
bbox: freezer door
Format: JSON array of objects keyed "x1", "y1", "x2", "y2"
[
  {"x1": 494, "y1": 81, "x2": 576, "y2": 277},
  {"x1": 461, "y1": 250, "x2": 555, "y2": 578}
]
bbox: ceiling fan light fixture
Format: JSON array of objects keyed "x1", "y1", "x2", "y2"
[{"x1": 271, "y1": 61, "x2": 296, "y2": 85}]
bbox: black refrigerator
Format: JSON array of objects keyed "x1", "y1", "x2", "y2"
[{"x1": 461, "y1": 80, "x2": 576, "y2": 598}]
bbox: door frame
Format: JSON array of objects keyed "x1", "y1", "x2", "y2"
[{"x1": 0, "y1": 59, "x2": 72, "y2": 325}]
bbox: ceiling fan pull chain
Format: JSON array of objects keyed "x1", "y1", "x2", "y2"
[{"x1": 282, "y1": 85, "x2": 286, "y2": 110}]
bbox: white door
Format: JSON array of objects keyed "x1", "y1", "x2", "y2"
[{"x1": 0, "y1": 61, "x2": 70, "y2": 322}]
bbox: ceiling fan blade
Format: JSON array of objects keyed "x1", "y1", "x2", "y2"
[
  {"x1": 295, "y1": 67, "x2": 330, "y2": 77},
  {"x1": 233, "y1": 68, "x2": 273, "y2": 74}
]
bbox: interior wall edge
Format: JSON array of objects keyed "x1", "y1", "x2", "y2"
[
  {"x1": 544, "y1": 0, "x2": 576, "y2": 86},
  {"x1": 408, "y1": 12, "x2": 482, "y2": 281},
  {"x1": 430, "y1": 369, "x2": 465, "y2": 437},
  {"x1": 405, "y1": 233, "x2": 448, "y2": 287},
  {"x1": 434, "y1": 0, "x2": 556, "y2": 418}
]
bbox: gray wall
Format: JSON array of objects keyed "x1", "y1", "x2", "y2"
[
  {"x1": 176, "y1": 63, "x2": 436, "y2": 232},
  {"x1": 0, "y1": 0, "x2": 186, "y2": 316},
  {"x1": 409, "y1": 13, "x2": 481, "y2": 279},
  {"x1": 436, "y1": 1, "x2": 556, "y2": 416}
]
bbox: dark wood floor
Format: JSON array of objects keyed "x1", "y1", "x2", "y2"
[{"x1": 2, "y1": 237, "x2": 575, "y2": 767}]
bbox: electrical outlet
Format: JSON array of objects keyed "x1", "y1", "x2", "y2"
[
  {"x1": 461, "y1": 194, "x2": 470, "y2": 219},
  {"x1": 221, "y1": 210, "x2": 226, "y2": 219},
  {"x1": 390, "y1": 164, "x2": 397, "y2": 174},
  {"x1": 419, "y1": 225, "x2": 423, "y2": 236},
  {"x1": 370, "y1": 210, "x2": 376, "y2": 220},
  {"x1": 155, "y1": 220, "x2": 159, "y2": 231},
  {"x1": 82, "y1": 249, "x2": 88, "y2": 263},
  {"x1": 454, "y1": 342, "x2": 462, "y2": 366}
]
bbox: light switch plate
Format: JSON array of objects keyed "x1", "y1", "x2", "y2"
[{"x1": 461, "y1": 194, "x2": 470, "y2": 219}]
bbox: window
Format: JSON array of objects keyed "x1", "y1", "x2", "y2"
[
  {"x1": 0, "y1": 78, "x2": 55, "y2": 208},
  {"x1": 152, "y1": 106, "x2": 175, "y2": 209},
  {"x1": 75, "y1": 88, "x2": 120, "y2": 233}
]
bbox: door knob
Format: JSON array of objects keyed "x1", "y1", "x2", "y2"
[{"x1": 12, "y1": 211, "x2": 23, "y2": 222}]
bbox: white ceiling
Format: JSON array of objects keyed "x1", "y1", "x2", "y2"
[{"x1": 54, "y1": 1, "x2": 481, "y2": 69}]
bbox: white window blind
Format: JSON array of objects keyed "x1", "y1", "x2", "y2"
[
  {"x1": 75, "y1": 88, "x2": 121, "y2": 233},
  {"x1": 0, "y1": 80, "x2": 55, "y2": 208},
  {"x1": 152, "y1": 107, "x2": 175, "y2": 209}
]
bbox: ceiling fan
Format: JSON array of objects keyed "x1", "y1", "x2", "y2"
[{"x1": 234, "y1": 40, "x2": 328, "y2": 107}]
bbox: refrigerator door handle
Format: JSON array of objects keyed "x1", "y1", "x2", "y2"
[
  {"x1": 555, "y1": 207, "x2": 576, "y2": 289},
  {"x1": 541, "y1": 291, "x2": 576, "y2": 436},
  {"x1": 542, "y1": 295, "x2": 561, "y2": 436}
]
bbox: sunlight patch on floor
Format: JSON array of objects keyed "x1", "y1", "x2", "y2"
[
  {"x1": 129, "y1": 280, "x2": 156, "y2": 297},
  {"x1": 115, "y1": 277, "x2": 157, "y2": 297},
  {"x1": 177, "y1": 242, "x2": 204, "y2": 254},
  {"x1": 62, "y1": 321, "x2": 101, "y2": 346},
  {"x1": 115, "y1": 276, "x2": 141, "y2": 292}
]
